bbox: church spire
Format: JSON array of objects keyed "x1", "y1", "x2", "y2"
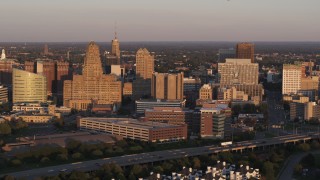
[{"x1": 114, "y1": 21, "x2": 118, "y2": 39}]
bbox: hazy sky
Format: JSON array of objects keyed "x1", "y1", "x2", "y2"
[{"x1": 1, "y1": 0, "x2": 320, "y2": 42}]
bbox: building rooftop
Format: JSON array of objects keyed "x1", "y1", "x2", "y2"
[{"x1": 80, "y1": 117, "x2": 182, "y2": 130}]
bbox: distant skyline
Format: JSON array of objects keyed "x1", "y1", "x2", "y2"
[{"x1": 1, "y1": 0, "x2": 320, "y2": 42}]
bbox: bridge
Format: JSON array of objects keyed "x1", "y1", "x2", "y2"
[{"x1": 1, "y1": 133, "x2": 319, "y2": 179}]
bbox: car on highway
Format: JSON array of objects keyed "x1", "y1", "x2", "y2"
[
  {"x1": 59, "y1": 169, "x2": 68, "y2": 172},
  {"x1": 48, "y1": 169, "x2": 54, "y2": 173}
]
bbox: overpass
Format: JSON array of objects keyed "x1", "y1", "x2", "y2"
[{"x1": 1, "y1": 133, "x2": 319, "y2": 179}]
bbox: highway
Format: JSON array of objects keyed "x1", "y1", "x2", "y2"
[{"x1": 1, "y1": 133, "x2": 319, "y2": 179}]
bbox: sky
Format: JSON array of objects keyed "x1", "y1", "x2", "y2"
[{"x1": 0, "y1": 0, "x2": 320, "y2": 42}]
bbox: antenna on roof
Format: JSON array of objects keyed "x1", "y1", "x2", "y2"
[{"x1": 114, "y1": 21, "x2": 117, "y2": 39}]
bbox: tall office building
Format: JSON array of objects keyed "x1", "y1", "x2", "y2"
[
  {"x1": 56, "y1": 61, "x2": 70, "y2": 97},
  {"x1": 105, "y1": 33, "x2": 121, "y2": 66},
  {"x1": 236, "y1": 43, "x2": 254, "y2": 63},
  {"x1": 63, "y1": 42, "x2": 122, "y2": 110},
  {"x1": 111, "y1": 32, "x2": 120, "y2": 60},
  {"x1": 151, "y1": 72, "x2": 184, "y2": 100},
  {"x1": 0, "y1": 85, "x2": 8, "y2": 103},
  {"x1": 282, "y1": 64, "x2": 302, "y2": 95},
  {"x1": 218, "y1": 59, "x2": 263, "y2": 102},
  {"x1": 199, "y1": 84, "x2": 213, "y2": 100},
  {"x1": 13, "y1": 69, "x2": 47, "y2": 103},
  {"x1": 133, "y1": 48, "x2": 154, "y2": 99},
  {"x1": 44, "y1": 44, "x2": 49, "y2": 55},
  {"x1": 218, "y1": 59, "x2": 258, "y2": 86}
]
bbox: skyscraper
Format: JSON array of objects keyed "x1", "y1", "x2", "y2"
[
  {"x1": 282, "y1": 63, "x2": 302, "y2": 95},
  {"x1": 136, "y1": 48, "x2": 154, "y2": 80},
  {"x1": 218, "y1": 59, "x2": 258, "y2": 86},
  {"x1": 44, "y1": 44, "x2": 49, "y2": 55},
  {"x1": 218, "y1": 59, "x2": 263, "y2": 102},
  {"x1": 12, "y1": 68, "x2": 47, "y2": 103},
  {"x1": 133, "y1": 48, "x2": 154, "y2": 99},
  {"x1": 105, "y1": 33, "x2": 121, "y2": 66},
  {"x1": 111, "y1": 32, "x2": 120, "y2": 61},
  {"x1": 236, "y1": 43, "x2": 254, "y2": 63},
  {"x1": 63, "y1": 42, "x2": 122, "y2": 110},
  {"x1": 151, "y1": 72, "x2": 184, "y2": 100}
]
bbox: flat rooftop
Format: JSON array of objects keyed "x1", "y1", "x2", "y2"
[{"x1": 80, "y1": 117, "x2": 182, "y2": 130}]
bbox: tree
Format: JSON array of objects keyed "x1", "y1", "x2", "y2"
[
  {"x1": 192, "y1": 157, "x2": 201, "y2": 169},
  {"x1": 40, "y1": 157, "x2": 50, "y2": 163},
  {"x1": 129, "y1": 145, "x2": 143, "y2": 153},
  {"x1": 232, "y1": 104, "x2": 242, "y2": 115},
  {"x1": 116, "y1": 173, "x2": 126, "y2": 180},
  {"x1": 298, "y1": 143, "x2": 310, "y2": 152},
  {"x1": 10, "y1": 159, "x2": 22, "y2": 166},
  {"x1": 53, "y1": 118, "x2": 65, "y2": 127},
  {"x1": 57, "y1": 154, "x2": 68, "y2": 161},
  {"x1": 131, "y1": 164, "x2": 143, "y2": 177},
  {"x1": 262, "y1": 161, "x2": 275, "y2": 180},
  {"x1": 71, "y1": 152, "x2": 82, "y2": 160},
  {"x1": 66, "y1": 140, "x2": 81, "y2": 153},
  {"x1": 294, "y1": 164, "x2": 303, "y2": 175},
  {"x1": 0, "y1": 122, "x2": 11, "y2": 135},
  {"x1": 128, "y1": 172, "x2": 136, "y2": 180},
  {"x1": 3, "y1": 175, "x2": 15, "y2": 180},
  {"x1": 92, "y1": 150, "x2": 103, "y2": 157},
  {"x1": 152, "y1": 166, "x2": 164, "y2": 174},
  {"x1": 69, "y1": 171, "x2": 89, "y2": 180}
]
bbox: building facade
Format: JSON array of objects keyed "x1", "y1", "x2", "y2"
[
  {"x1": 0, "y1": 85, "x2": 8, "y2": 103},
  {"x1": 282, "y1": 64, "x2": 302, "y2": 95},
  {"x1": 63, "y1": 42, "x2": 122, "y2": 110},
  {"x1": 236, "y1": 43, "x2": 254, "y2": 63},
  {"x1": 218, "y1": 59, "x2": 258, "y2": 86},
  {"x1": 135, "y1": 99, "x2": 186, "y2": 115},
  {"x1": 144, "y1": 107, "x2": 194, "y2": 133},
  {"x1": 133, "y1": 48, "x2": 154, "y2": 99},
  {"x1": 13, "y1": 69, "x2": 47, "y2": 103},
  {"x1": 151, "y1": 72, "x2": 184, "y2": 100},
  {"x1": 77, "y1": 117, "x2": 187, "y2": 142},
  {"x1": 199, "y1": 84, "x2": 212, "y2": 100}
]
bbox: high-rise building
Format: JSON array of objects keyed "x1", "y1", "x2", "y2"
[
  {"x1": 105, "y1": 33, "x2": 121, "y2": 66},
  {"x1": 199, "y1": 84, "x2": 212, "y2": 100},
  {"x1": 25, "y1": 61, "x2": 56, "y2": 96},
  {"x1": 111, "y1": 32, "x2": 120, "y2": 61},
  {"x1": 200, "y1": 107, "x2": 226, "y2": 138},
  {"x1": 0, "y1": 85, "x2": 8, "y2": 103},
  {"x1": 37, "y1": 61, "x2": 55, "y2": 96},
  {"x1": 56, "y1": 61, "x2": 70, "y2": 95},
  {"x1": 236, "y1": 43, "x2": 254, "y2": 63},
  {"x1": 133, "y1": 48, "x2": 154, "y2": 99},
  {"x1": 13, "y1": 68, "x2": 47, "y2": 103},
  {"x1": 282, "y1": 64, "x2": 302, "y2": 95},
  {"x1": 44, "y1": 44, "x2": 49, "y2": 55},
  {"x1": 151, "y1": 72, "x2": 184, "y2": 100},
  {"x1": 218, "y1": 59, "x2": 258, "y2": 86},
  {"x1": 63, "y1": 42, "x2": 122, "y2": 110}
]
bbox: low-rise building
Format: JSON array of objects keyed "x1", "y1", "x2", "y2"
[
  {"x1": 144, "y1": 107, "x2": 195, "y2": 133},
  {"x1": 135, "y1": 99, "x2": 186, "y2": 115},
  {"x1": 19, "y1": 115, "x2": 53, "y2": 123},
  {"x1": 77, "y1": 117, "x2": 187, "y2": 142}
]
